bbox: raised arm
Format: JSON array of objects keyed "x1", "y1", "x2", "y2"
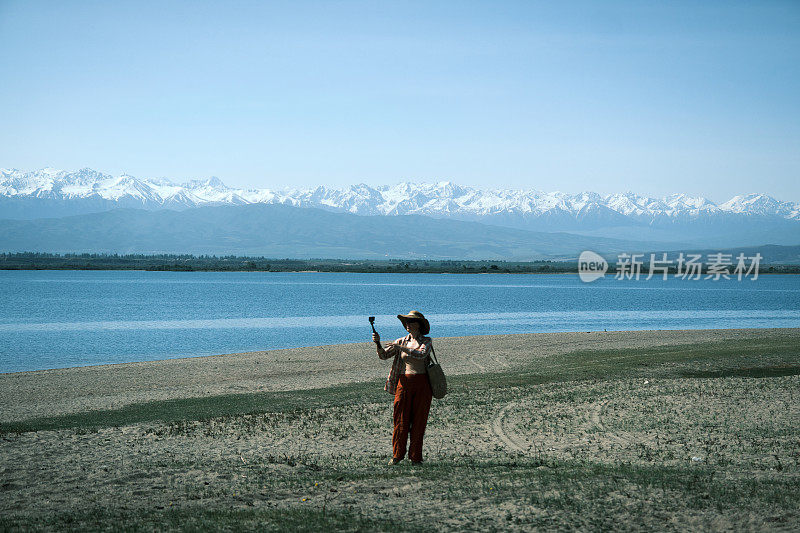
[{"x1": 373, "y1": 332, "x2": 399, "y2": 360}]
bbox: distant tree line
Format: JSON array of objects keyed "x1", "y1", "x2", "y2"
[
  {"x1": 0, "y1": 252, "x2": 578, "y2": 273},
  {"x1": 1, "y1": 252, "x2": 797, "y2": 274}
]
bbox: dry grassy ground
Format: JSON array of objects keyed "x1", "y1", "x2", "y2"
[{"x1": 1, "y1": 328, "x2": 798, "y2": 531}]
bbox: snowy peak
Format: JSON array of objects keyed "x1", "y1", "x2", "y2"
[
  {"x1": 719, "y1": 193, "x2": 790, "y2": 216},
  {"x1": 181, "y1": 176, "x2": 227, "y2": 190}
]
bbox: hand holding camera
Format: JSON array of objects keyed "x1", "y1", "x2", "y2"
[{"x1": 369, "y1": 316, "x2": 381, "y2": 346}]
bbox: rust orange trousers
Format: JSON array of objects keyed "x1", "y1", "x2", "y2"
[{"x1": 392, "y1": 373, "x2": 433, "y2": 462}]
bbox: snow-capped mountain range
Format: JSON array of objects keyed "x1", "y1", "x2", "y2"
[
  {"x1": 2, "y1": 167, "x2": 798, "y2": 219},
  {"x1": 1, "y1": 167, "x2": 799, "y2": 246}
]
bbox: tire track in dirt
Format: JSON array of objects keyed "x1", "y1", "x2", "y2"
[
  {"x1": 493, "y1": 395, "x2": 644, "y2": 455},
  {"x1": 588, "y1": 396, "x2": 658, "y2": 447},
  {"x1": 493, "y1": 385, "x2": 669, "y2": 456},
  {"x1": 468, "y1": 356, "x2": 486, "y2": 371},
  {"x1": 491, "y1": 401, "x2": 529, "y2": 453},
  {"x1": 589, "y1": 399, "x2": 630, "y2": 446},
  {"x1": 490, "y1": 354, "x2": 510, "y2": 368}
]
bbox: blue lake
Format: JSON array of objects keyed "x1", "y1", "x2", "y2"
[{"x1": 1, "y1": 270, "x2": 799, "y2": 373}]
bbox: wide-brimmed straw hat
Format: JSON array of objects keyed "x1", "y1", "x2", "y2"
[{"x1": 397, "y1": 310, "x2": 430, "y2": 335}]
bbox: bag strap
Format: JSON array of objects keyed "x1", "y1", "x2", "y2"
[{"x1": 428, "y1": 344, "x2": 439, "y2": 365}]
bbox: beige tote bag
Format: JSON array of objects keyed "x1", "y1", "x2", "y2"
[{"x1": 427, "y1": 346, "x2": 447, "y2": 399}]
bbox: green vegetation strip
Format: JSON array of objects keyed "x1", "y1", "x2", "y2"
[
  {"x1": 2, "y1": 337, "x2": 797, "y2": 435},
  {"x1": 2, "y1": 456, "x2": 796, "y2": 532}
]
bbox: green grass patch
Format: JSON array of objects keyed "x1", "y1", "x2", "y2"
[
  {"x1": 0, "y1": 380, "x2": 386, "y2": 434},
  {"x1": 0, "y1": 505, "x2": 423, "y2": 533},
  {"x1": 679, "y1": 364, "x2": 800, "y2": 379},
  {"x1": 461, "y1": 336, "x2": 800, "y2": 388}
]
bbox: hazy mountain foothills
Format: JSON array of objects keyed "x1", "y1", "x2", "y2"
[
  {"x1": 635, "y1": 244, "x2": 800, "y2": 266},
  {"x1": 1, "y1": 168, "x2": 799, "y2": 248},
  {"x1": 0, "y1": 203, "x2": 703, "y2": 260}
]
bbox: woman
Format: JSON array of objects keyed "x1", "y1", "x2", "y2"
[{"x1": 373, "y1": 310, "x2": 433, "y2": 465}]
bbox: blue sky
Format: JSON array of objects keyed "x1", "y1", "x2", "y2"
[{"x1": 1, "y1": 0, "x2": 798, "y2": 201}]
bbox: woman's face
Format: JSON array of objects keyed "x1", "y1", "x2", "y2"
[{"x1": 405, "y1": 321, "x2": 421, "y2": 336}]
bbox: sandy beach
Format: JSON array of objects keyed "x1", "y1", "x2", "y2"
[
  {"x1": 3, "y1": 327, "x2": 796, "y2": 423},
  {"x1": 2, "y1": 328, "x2": 799, "y2": 531}
]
